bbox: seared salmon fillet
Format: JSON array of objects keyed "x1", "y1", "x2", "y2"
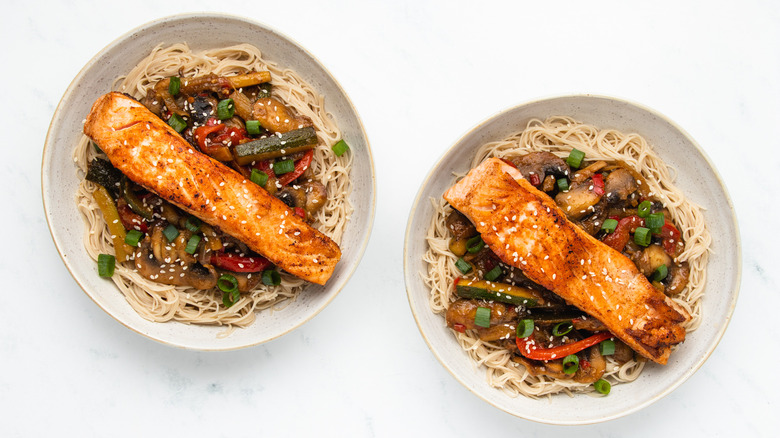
[
  {"x1": 443, "y1": 158, "x2": 690, "y2": 364},
  {"x1": 84, "y1": 92, "x2": 341, "y2": 285}
]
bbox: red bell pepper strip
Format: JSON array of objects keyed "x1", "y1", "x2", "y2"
[
  {"x1": 278, "y1": 149, "x2": 314, "y2": 186},
  {"x1": 116, "y1": 199, "x2": 148, "y2": 233},
  {"x1": 660, "y1": 220, "x2": 683, "y2": 257},
  {"x1": 601, "y1": 215, "x2": 644, "y2": 252},
  {"x1": 210, "y1": 251, "x2": 270, "y2": 273},
  {"x1": 516, "y1": 331, "x2": 613, "y2": 361},
  {"x1": 453, "y1": 323, "x2": 467, "y2": 333},
  {"x1": 528, "y1": 173, "x2": 541, "y2": 186},
  {"x1": 592, "y1": 173, "x2": 605, "y2": 195},
  {"x1": 194, "y1": 123, "x2": 225, "y2": 149},
  {"x1": 294, "y1": 207, "x2": 306, "y2": 219},
  {"x1": 213, "y1": 127, "x2": 247, "y2": 146}
]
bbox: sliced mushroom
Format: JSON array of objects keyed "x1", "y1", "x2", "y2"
[
  {"x1": 604, "y1": 167, "x2": 638, "y2": 203},
  {"x1": 632, "y1": 244, "x2": 672, "y2": 277},
  {"x1": 231, "y1": 271, "x2": 263, "y2": 292},
  {"x1": 555, "y1": 181, "x2": 602, "y2": 220},
  {"x1": 573, "y1": 347, "x2": 606, "y2": 384},
  {"x1": 189, "y1": 95, "x2": 218, "y2": 124},
  {"x1": 445, "y1": 299, "x2": 518, "y2": 332},
  {"x1": 302, "y1": 181, "x2": 327, "y2": 215},
  {"x1": 511, "y1": 152, "x2": 570, "y2": 184},
  {"x1": 275, "y1": 186, "x2": 306, "y2": 209},
  {"x1": 134, "y1": 237, "x2": 218, "y2": 289},
  {"x1": 666, "y1": 262, "x2": 690, "y2": 295},
  {"x1": 571, "y1": 160, "x2": 607, "y2": 184},
  {"x1": 252, "y1": 97, "x2": 312, "y2": 133}
]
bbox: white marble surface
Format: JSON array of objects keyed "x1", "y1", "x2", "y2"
[{"x1": 3, "y1": 0, "x2": 778, "y2": 436}]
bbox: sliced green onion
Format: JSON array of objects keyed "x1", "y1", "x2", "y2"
[
  {"x1": 637, "y1": 200, "x2": 653, "y2": 218},
  {"x1": 250, "y1": 168, "x2": 268, "y2": 187},
  {"x1": 168, "y1": 76, "x2": 181, "y2": 96},
  {"x1": 485, "y1": 265, "x2": 502, "y2": 282},
  {"x1": 184, "y1": 216, "x2": 202, "y2": 233},
  {"x1": 262, "y1": 269, "x2": 282, "y2": 286},
  {"x1": 553, "y1": 321, "x2": 573, "y2": 336},
  {"x1": 563, "y1": 354, "x2": 579, "y2": 374},
  {"x1": 634, "y1": 226, "x2": 651, "y2": 246},
  {"x1": 653, "y1": 264, "x2": 669, "y2": 282},
  {"x1": 455, "y1": 258, "x2": 472, "y2": 274},
  {"x1": 245, "y1": 120, "x2": 261, "y2": 135},
  {"x1": 466, "y1": 235, "x2": 484, "y2": 254},
  {"x1": 332, "y1": 139, "x2": 350, "y2": 157},
  {"x1": 557, "y1": 178, "x2": 569, "y2": 192},
  {"x1": 599, "y1": 339, "x2": 616, "y2": 356},
  {"x1": 218, "y1": 274, "x2": 238, "y2": 293},
  {"x1": 162, "y1": 224, "x2": 179, "y2": 242},
  {"x1": 184, "y1": 235, "x2": 201, "y2": 255},
  {"x1": 97, "y1": 253, "x2": 116, "y2": 277},
  {"x1": 167, "y1": 113, "x2": 187, "y2": 132},
  {"x1": 594, "y1": 379, "x2": 611, "y2": 395},
  {"x1": 601, "y1": 218, "x2": 618, "y2": 234},
  {"x1": 474, "y1": 307, "x2": 491, "y2": 328},
  {"x1": 646, "y1": 212, "x2": 665, "y2": 230},
  {"x1": 566, "y1": 148, "x2": 585, "y2": 168},
  {"x1": 517, "y1": 319, "x2": 534, "y2": 338},
  {"x1": 217, "y1": 98, "x2": 235, "y2": 120},
  {"x1": 273, "y1": 159, "x2": 295, "y2": 175},
  {"x1": 222, "y1": 289, "x2": 240, "y2": 308},
  {"x1": 124, "y1": 230, "x2": 143, "y2": 247}
]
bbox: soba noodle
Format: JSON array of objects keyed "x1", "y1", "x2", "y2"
[
  {"x1": 423, "y1": 116, "x2": 709, "y2": 397},
  {"x1": 73, "y1": 43, "x2": 353, "y2": 331}
]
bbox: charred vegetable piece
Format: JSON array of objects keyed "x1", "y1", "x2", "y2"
[
  {"x1": 455, "y1": 278, "x2": 541, "y2": 307},
  {"x1": 92, "y1": 185, "x2": 132, "y2": 262},
  {"x1": 122, "y1": 180, "x2": 152, "y2": 219},
  {"x1": 226, "y1": 71, "x2": 271, "y2": 89},
  {"x1": 516, "y1": 331, "x2": 613, "y2": 361},
  {"x1": 233, "y1": 127, "x2": 317, "y2": 165},
  {"x1": 86, "y1": 158, "x2": 123, "y2": 198}
]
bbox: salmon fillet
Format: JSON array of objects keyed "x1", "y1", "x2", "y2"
[
  {"x1": 443, "y1": 158, "x2": 690, "y2": 364},
  {"x1": 84, "y1": 92, "x2": 341, "y2": 285}
]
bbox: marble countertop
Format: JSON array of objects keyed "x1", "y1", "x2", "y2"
[{"x1": 3, "y1": 0, "x2": 778, "y2": 436}]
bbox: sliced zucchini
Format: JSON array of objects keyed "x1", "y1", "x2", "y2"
[
  {"x1": 234, "y1": 127, "x2": 317, "y2": 165},
  {"x1": 455, "y1": 279, "x2": 541, "y2": 307}
]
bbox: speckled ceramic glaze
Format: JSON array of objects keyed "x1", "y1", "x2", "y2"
[
  {"x1": 42, "y1": 13, "x2": 375, "y2": 350},
  {"x1": 404, "y1": 95, "x2": 740, "y2": 424}
]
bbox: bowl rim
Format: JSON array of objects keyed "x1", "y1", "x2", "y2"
[
  {"x1": 42, "y1": 12, "x2": 376, "y2": 351},
  {"x1": 403, "y1": 93, "x2": 742, "y2": 424}
]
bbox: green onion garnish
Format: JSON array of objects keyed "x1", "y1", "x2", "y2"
[
  {"x1": 599, "y1": 339, "x2": 616, "y2": 356},
  {"x1": 646, "y1": 212, "x2": 665, "y2": 230},
  {"x1": 466, "y1": 235, "x2": 484, "y2": 254},
  {"x1": 184, "y1": 216, "x2": 202, "y2": 233},
  {"x1": 637, "y1": 200, "x2": 653, "y2": 218},
  {"x1": 594, "y1": 379, "x2": 611, "y2": 395},
  {"x1": 563, "y1": 354, "x2": 579, "y2": 374},
  {"x1": 125, "y1": 230, "x2": 143, "y2": 247},
  {"x1": 218, "y1": 274, "x2": 238, "y2": 293},
  {"x1": 601, "y1": 218, "x2": 618, "y2": 234},
  {"x1": 162, "y1": 224, "x2": 179, "y2": 242},
  {"x1": 250, "y1": 168, "x2": 268, "y2": 187},
  {"x1": 97, "y1": 254, "x2": 116, "y2": 277},
  {"x1": 184, "y1": 235, "x2": 201, "y2": 255},
  {"x1": 455, "y1": 258, "x2": 472, "y2": 274},
  {"x1": 332, "y1": 139, "x2": 350, "y2": 157},
  {"x1": 517, "y1": 319, "x2": 534, "y2": 338},
  {"x1": 222, "y1": 289, "x2": 240, "y2": 308},
  {"x1": 557, "y1": 178, "x2": 569, "y2": 192},
  {"x1": 634, "y1": 226, "x2": 651, "y2": 246},
  {"x1": 245, "y1": 120, "x2": 261, "y2": 135},
  {"x1": 168, "y1": 76, "x2": 181, "y2": 96},
  {"x1": 474, "y1": 307, "x2": 491, "y2": 328},
  {"x1": 485, "y1": 265, "x2": 502, "y2": 281},
  {"x1": 653, "y1": 264, "x2": 669, "y2": 282},
  {"x1": 217, "y1": 98, "x2": 235, "y2": 120},
  {"x1": 566, "y1": 148, "x2": 585, "y2": 168},
  {"x1": 273, "y1": 159, "x2": 295, "y2": 175},
  {"x1": 167, "y1": 114, "x2": 187, "y2": 132},
  {"x1": 262, "y1": 269, "x2": 282, "y2": 286},
  {"x1": 553, "y1": 321, "x2": 573, "y2": 336}
]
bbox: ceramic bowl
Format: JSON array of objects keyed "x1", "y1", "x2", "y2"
[
  {"x1": 42, "y1": 13, "x2": 375, "y2": 350},
  {"x1": 404, "y1": 95, "x2": 740, "y2": 424}
]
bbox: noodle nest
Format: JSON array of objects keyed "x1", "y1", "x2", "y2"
[
  {"x1": 73, "y1": 43, "x2": 353, "y2": 332},
  {"x1": 422, "y1": 116, "x2": 709, "y2": 397}
]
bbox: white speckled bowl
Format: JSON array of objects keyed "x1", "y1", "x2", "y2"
[
  {"x1": 404, "y1": 95, "x2": 740, "y2": 424},
  {"x1": 42, "y1": 13, "x2": 375, "y2": 350}
]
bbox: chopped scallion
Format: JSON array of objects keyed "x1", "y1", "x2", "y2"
[
  {"x1": 184, "y1": 235, "x2": 201, "y2": 255},
  {"x1": 601, "y1": 218, "x2": 618, "y2": 234},
  {"x1": 262, "y1": 269, "x2": 282, "y2": 286},
  {"x1": 466, "y1": 235, "x2": 484, "y2": 254},
  {"x1": 637, "y1": 200, "x2": 653, "y2": 218},
  {"x1": 594, "y1": 379, "x2": 611, "y2": 395},
  {"x1": 557, "y1": 178, "x2": 569, "y2": 192},
  {"x1": 599, "y1": 339, "x2": 616, "y2": 356},
  {"x1": 485, "y1": 265, "x2": 502, "y2": 281},
  {"x1": 474, "y1": 307, "x2": 491, "y2": 328},
  {"x1": 517, "y1": 319, "x2": 534, "y2": 338},
  {"x1": 566, "y1": 148, "x2": 585, "y2": 168},
  {"x1": 167, "y1": 114, "x2": 186, "y2": 132},
  {"x1": 332, "y1": 139, "x2": 350, "y2": 157},
  {"x1": 563, "y1": 354, "x2": 579, "y2": 374},
  {"x1": 218, "y1": 274, "x2": 238, "y2": 293},
  {"x1": 217, "y1": 98, "x2": 235, "y2": 120},
  {"x1": 250, "y1": 168, "x2": 268, "y2": 187},
  {"x1": 273, "y1": 159, "x2": 294, "y2": 175},
  {"x1": 162, "y1": 224, "x2": 179, "y2": 242},
  {"x1": 97, "y1": 253, "x2": 115, "y2": 277},
  {"x1": 653, "y1": 264, "x2": 669, "y2": 282},
  {"x1": 646, "y1": 212, "x2": 665, "y2": 230},
  {"x1": 168, "y1": 76, "x2": 181, "y2": 96},
  {"x1": 553, "y1": 321, "x2": 573, "y2": 336},
  {"x1": 184, "y1": 216, "x2": 202, "y2": 233},
  {"x1": 125, "y1": 230, "x2": 143, "y2": 247},
  {"x1": 245, "y1": 120, "x2": 261, "y2": 135},
  {"x1": 455, "y1": 258, "x2": 472, "y2": 274},
  {"x1": 634, "y1": 226, "x2": 651, "y2": 246},
  {"x1": 222, "y1": 289, "x2": 240, "y2": 308}
]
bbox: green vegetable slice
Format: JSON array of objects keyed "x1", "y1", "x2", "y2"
[
  {"x1": 474, "y1": 307, "x2": 491, "y2": 328},
  {"x1": 97, "y1": 254, "x2": 116, "y2": 277}
]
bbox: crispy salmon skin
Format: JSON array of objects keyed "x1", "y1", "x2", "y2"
[
  {"x1": 84, "y1": 92, "x2": 341, "y2": 285},
  {"x1": 443, "y1": 158, "x2": 690, "y2": 364}
]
